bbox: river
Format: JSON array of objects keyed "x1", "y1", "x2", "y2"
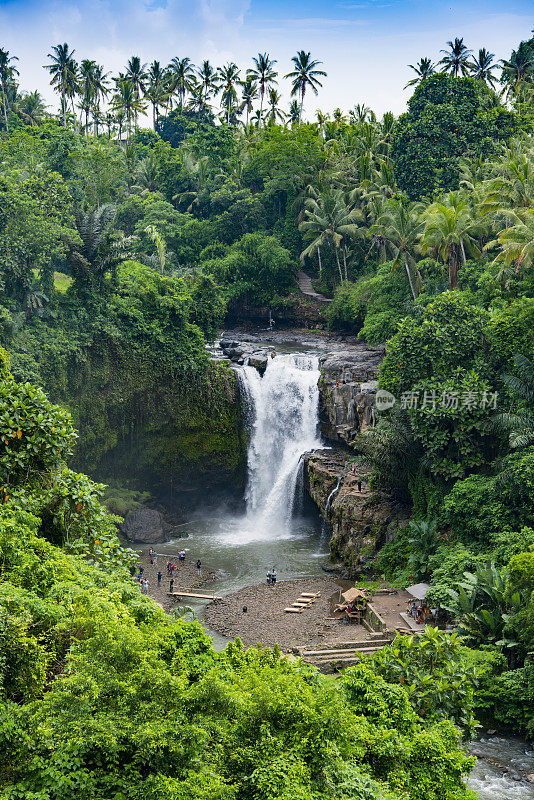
[{"x1": 155, "y1": 338, "x2": 534, "y2": 799}]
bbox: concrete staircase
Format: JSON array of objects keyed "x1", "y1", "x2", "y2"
[{"x1": 295, "y1": 635, "x2": 392, "y2": 672}]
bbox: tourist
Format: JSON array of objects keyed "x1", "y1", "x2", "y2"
[
  {"x1": 157, "y1": 571, "x2": 162, "y2": 587},
  {"x1": 357, "y1": 480, "x2": 362, "y2": 492},
  {"x1": 167, "y1": 561, "x2": 172, "y2": 576},
  {"x1": 170, "y1": 578, "x2": 174, "y2": 593},
  {"x1": 149, "y1": 548, "x2": 154, "y2": 565},
  {"x1": 271, "y1": 568, "x2": 277, "y2": 585},
  {"x1": 196, "y1": 559, "x2": 202, "y2": 577}
]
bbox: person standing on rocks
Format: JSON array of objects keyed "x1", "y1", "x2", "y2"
[
  {"x1": 170, "y1": 577, "x2": 174, "y2": 594},
  {"x1": 157, "y1": 571, "x2": 162, "y2": 587},
  {"x1": 196, "y1": 559, "x2": 202, "y2": 577}
]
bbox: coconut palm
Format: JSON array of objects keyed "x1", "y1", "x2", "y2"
[
  {"x1": 247, "y1": 52, "x2": 277, "y2": 123},
  {"x1": 0, "y1": 48, "x2": 19, "y2": 130},
  {"x1": 501, "y1": 45, "x2": 534, "y2": 98},
  {"x1": 488, "y1": 209, "x2": 534, "y2": 279},
  {"x1": 404, "y1": 57, "x2": 435, "y2": 88},
  {"x1": 125, "y1": 56, "x2": 147, "y2": 99},
  {"x1": 420, "y1": 193, "x2": 481, "y2": 289},
  {"x1": 470, "y1": 48, "x2": 498, "y2": 88},
  {"x1": 146, "y1": 60, "x2": 168, "y2": 128},
  {"x1": 197, "y1": 60, "x2": 219, "y2": 101},
  {"x1": 267, "y1": 88, "x2": 285, "y2": 126},
  {"x1": 492, "y1": 354, "x2": 534, "y2": 450},
  {"x1": 16, "y1": 91, "x2": 47, "y2": 126},
  {"x1": 218, "y1": 62, "x2": 240, "y2": 125},
  {"x1": 371, "y1": 198, "x2": 424, "y2": 299},
  {"x1": 111, "y1": 80, "x2": 146, "y2": 141},
  {"x1": 300, "y1": 189, "x2": 363, "y2": 283},
  {"x1": 439, "y1": 38, "x2": 473, "y2": 77},
  {"x1": 186, "y1": 81, "x2": 213, "y2": 116},
  {"x1": 239, "y1": 76, "x2": 257, "y2": 125},
  {"x1": 168, "y1": 57, "x2": 195, "y2": 111},
  {"x1": 285, "y1": 51, "x2": 326, "y2": 120},
  {"x1": 78, "y1": 59, "x2": 98, "y2": 138},
  {"x1": 45, "y1": 43, "x2": 78, "y2": 125},
  {"x1": 288, "y1": 99, "x2": 301, "y2": 125}
]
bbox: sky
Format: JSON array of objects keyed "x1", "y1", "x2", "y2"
[{"x1": 0, "y1": 0, "x2": 532, "y2": 121}]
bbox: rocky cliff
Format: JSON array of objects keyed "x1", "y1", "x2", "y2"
[
  {"x1": 318, "y1": 345, "x2": 385, "y2": 445},
  {"x1": 304, "y1": 449, "x2": 407, "y2": 576}
]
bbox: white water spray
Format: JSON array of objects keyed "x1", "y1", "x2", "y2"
[{"x1": 237, "y1": 353, "x2": 322, "y2": 540}]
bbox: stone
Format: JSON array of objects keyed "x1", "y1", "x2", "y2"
[
  {"x1": 122, "y1": 508, "x2": 166, "y2": 543},
  {"x1": 247, "y1": 352, "x2": 268, "y2": 372},
  {"x1": 303, "y1": 448, "x2": 408, "y2": 576},
  {"x1": 527, "y1": 774, "x2": 534, "y2": 783}
]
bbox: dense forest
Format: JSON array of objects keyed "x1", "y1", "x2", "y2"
[{"x1": 0, "y1": 28, "x2": 534, "y2": 800}]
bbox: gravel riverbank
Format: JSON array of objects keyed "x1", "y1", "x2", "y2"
[
  {"x1": 203, "y1": 577, "x2": 347, "y2": 651},
  {"x1": 136, "y1": 549, "x2": 217, "y2": 612}
]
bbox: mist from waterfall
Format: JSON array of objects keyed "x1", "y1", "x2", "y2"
[{"x1": 236, "y1": 353, "x2": 322, "y2": 541}]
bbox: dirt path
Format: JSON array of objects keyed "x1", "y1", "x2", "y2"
[{"x1": 297, "y1": 271, "x2": 332, "y2": 303}]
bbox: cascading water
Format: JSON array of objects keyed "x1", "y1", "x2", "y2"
[{"x1": 237, "y1": 353, "x2": 323, "y2": 540}]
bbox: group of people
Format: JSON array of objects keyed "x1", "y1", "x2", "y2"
[
  {"x1": 409, "y1": 600, "x2": 438, "y2": 624},
  {"x1": 136, "y1": 549, "x2": 204, "y2": 597}
]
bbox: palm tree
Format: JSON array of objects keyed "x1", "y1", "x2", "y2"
[
  {"x1": 111, "y1": 80, "x2": 146, "y2": 141},
  {"x1": 146, "y1": 60, "x2": 168, "y2": 128},
  {"x1": 79, "y1": 59, "x2": 98, "y2": 138},
  {"x1": 488, "y1": 209, "x2": 534, "y2": 279},
  {"x1": 125, "y1": 56, "x2": 147, "y2": 99},
  {"x1": 186, "y1": 81, "x2": 213, "y2": 116},
  {"x1": 197, "y1": 60, "x2": 219, "y2": 101},
  {"x1": 420, "y1": 193, "x2": 481, "y2": 289},
  {"x1": 288, "y1": 99, "x2": 300, "y2": 125},
  {"x1": 371, "y1": 198, "x2": 424, "y2": 299},
  {"x1": 404, "y1": 57, "x2": 435, "y2": 88},
  {"x1": 492, "y1": 354, "x2": 534, "y2": 450},
  {"x1": 16, "y1": 91, "x2": 47, "y2": 126},
  {"x1": 267, "y1": 88, "x2": 285, "y2": 126},
  {"x1": 168, "y1": 57, "x2": 195, "y2": 111},
  {"x1": 218, "y1": 62, "x2": 240, "y2": 125},
  {"x1": 299, "y1": 189, "x2": 362, "y2": 283},
  {"x1": 45, "y1": 43, "x2": 77, "y2": 125},
  {"x1": 239, "y1": 76, "x2": 257, "y2": 125},
  {"x1": 0, "y1": 48, "x2": 19, "y2": 130},
  {"x1": 470, "y1": 48, "x2": 498, "y2": 88},
  {"x1": 285, "y1": 51, "x2": 326, "y2": 120},
  {"x1": 439, "y1": 38, "x2": 473, "y2": 77},
  {"x1": 247, "y1": 52, "x2": 277, "y2": 123},
  {"x1": 501, "y1": 46, "x2": 534, "y2": 98},
  {"x1": 91, "y1": 64, "x2": 109, "y2": 135}
]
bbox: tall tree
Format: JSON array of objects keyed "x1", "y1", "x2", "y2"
[
  {"x1": 111, "y1": 80, "x2": 146, "y2": 142},
  {"x1": 218, "y1": 62, "x2": 240, "y2": 125},
  {"x1": 16, "y1": 91, "x2": 47, "y2": 127},
  {"x1": 45, "y1": 43, "x2": 77, "y2": 125},
  {"x1": 404, "y1": 57, "x2": 435, "y2": 88},
  {"x1": 501, "y1": 45, "x2": 534, "y2": 98},
  {"x1": 239, "y1": 76, "x2": 257, "y2": 125},
  {"x1": 420, "y1": 193, "x2": 481, "y2": 289},
  {"x1": 79, "y1": 59, "x2": 98, "y2": 138},
  {"x1": 470, "y1": 48, "x2": 498, "y2": 88},
  {"x1": 146, "y1": 60, "x2": 167, "y2": 128},
  {"x1": 247, "y1": 52, "x2": 277, "y2": 123},
  {"x1": 285, "y1": 51, "x2": 326, "y2": 119},
  {"x1": 300, "y1": 189, "x2": 362, "y2": 283},
  {"x1": 168, "y1": 57, "x2": 195, "y2": 111},
  {"x1": 439, "y1": 38, "x2": 473, "y2": 77},
  {"x1": 0, "y1": 48, "x2": 19, "y2": 130},
  {"x1": 267, "y1": 88, "x2": 285, "y2": 126},
  {"x1": 197, "y1": 60, "x2": 219, "y2": 101},
  {"x1": 371, "y1": 198, "x2": 424, "y2": 299}
]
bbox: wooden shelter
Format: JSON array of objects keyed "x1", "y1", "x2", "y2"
[{"x1": 335, "y1": 587, "x2": 368, "y2": 623}]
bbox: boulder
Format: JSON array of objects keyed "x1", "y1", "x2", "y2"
[
  {"x1": 122, "y1": 508, "x2": 166, "y2": 543},
  {"x1": 247, "y1": 352, "x2": 269, "y2": 372}
]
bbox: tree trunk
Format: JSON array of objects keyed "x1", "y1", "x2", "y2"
[
  {"x1": 1, "y1": 80, "x2": 9, "y2": 130},
  {"x1": 259, "y1": 88, "x2": 264, "y2": 126},
  {"x1": 317, "y1": 246, "x2": 322, "y2": 279},
  {"x1": 403, "y1": 254, "x2": 417, "y2": 300},
  {"x1": 460, "y1": 240, "x2": 467, "y2": 264},
  {"x1": 342, "y1": 243, "x2": 348, "y2": 281},
  {"x1": 448, "y1": 255, "x2": 458, "y2": 289},
  {"x1": 334, "y1": 245, "x2": 343, "y2": 284}
]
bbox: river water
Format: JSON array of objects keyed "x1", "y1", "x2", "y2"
[{"x1": 154, "y1": 341, "x2": 533, "y2": 799}]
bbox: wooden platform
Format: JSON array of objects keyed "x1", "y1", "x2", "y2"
[{"x1": 284, "y1": 592, "x2": 321, "y2": 613}]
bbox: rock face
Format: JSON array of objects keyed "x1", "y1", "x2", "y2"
[
  {"x1": 122, "y1": 508, "x2": 166, "y2": 543},
  {"x1": 319, "y1": 346, "x2": 385, "y2": 445},
  {"x1": 304, "y1": 449, "x2": 407, "y2": 576}
]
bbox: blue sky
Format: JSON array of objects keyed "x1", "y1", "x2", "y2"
[{"x1": 1, "y1": 0, "x2": 532, "y2": 119}]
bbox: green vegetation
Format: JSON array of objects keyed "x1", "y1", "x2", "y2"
[{"x1": 0, "y1": 27, "x2": 534, "y2": 793}]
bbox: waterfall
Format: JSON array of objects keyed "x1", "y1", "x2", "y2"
[{"x1": 237, "y1": 353, "x2": 322, "y2": 539}]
